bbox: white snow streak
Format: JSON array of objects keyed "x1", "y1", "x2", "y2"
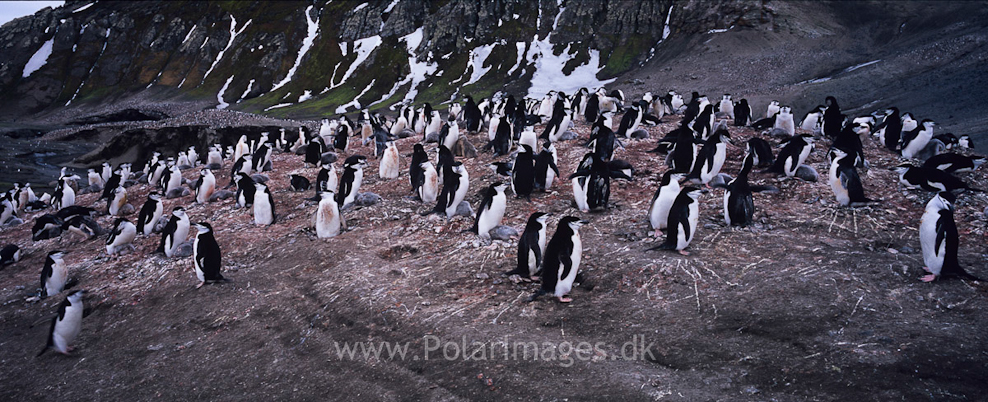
[
  {"x1": 271, "y1": 6, "x2": 319, "y2": 92},
  {"x1": 330, "y1": 35, "x2": 381, "y2": 89},
  {"x1": 66, "y1": 28, "x2": 110, "y2": 106},
  {"x1": 336, "y1": 79, "x2": 375, "y2": 113},
  {"x1": 264, "y1": 103, "x2": 293, "y2": 111},
  {"x1": 182, "y1": 25, "x2": 197, "y2": 44},
  {"x1": 506, "y1": 42, "x2": 526, "y2": 76},
  {"x1": 383, "y1": 0, "x2": 400, "y2": 13},
  {"x1": 353, "y1": 3, "x2": 368, "y2": 12},
  {"x1": 298, "y1": 90, "x2": 313, "y2": 103},
  {"x1": 216, "y1": 75, "x2": 235, "y2": 109},
  {"x1": 73, "y1": 3, "x2": 95, "y2": 13},
  {"x1": 201, "y1": 16, "x2": 251, "y2": 83},
  {"x1": 844, "y1": 59, "x2": 881, "y2": 73},
  {"x1": 238, "y1": 79, "x2": 255, "y2": 103}
]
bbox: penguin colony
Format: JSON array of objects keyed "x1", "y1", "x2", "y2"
[{"x1": 1, "y1": 86, "x2": 985, "y2": 356}]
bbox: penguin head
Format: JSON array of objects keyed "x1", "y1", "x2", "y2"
[
  {"x1": 452, "y1": 162, "x2": 466, "y2": 174},
  {"x1": 344, "y1": 155, "x2": 368, "y2": 168},
  {"x1": 891, "y1": 163, "x2": 914, "y2": 174},
  {"x1": 201, "y1": 169, "x2": 212, "y2": 177},
  {"x1": 933, "y1": 191, "x2": 956, "y2": 210},
  {"x1": 723, "y1": 94, "x2": 732, "y2": 101},
  {"x1": 920, "y1": 119, "x2": 936, "y2": 129},
  {"x1": 529, "y1": 212, "x2": 550, "y2": 225},
  {"x1": 112, "y1": 217, "x2": 129, "y2": 228},
  {"x1": 66, "y1": 289, "x2": 85, "y2": 303},
  {"x1": 682, "y1": 186, "x2": 703, "y2": 200},
  {"x1": 492, "y1": 182, "x2": 508, "y2": 193},
  {"x1": 48, "y1": 250, "x2": 66, "y2": 260},
  {"x1": 559, "y1": 216, "x2": 589, "y2": 230},
  {"x1": 172, "y1": 207, "x2": 187, "y2": 218},
  {"x1": 113, "y1": 186, "x2": 126, "y2": 196},
  {"x1": 148, "y1": 191, "x2": 161, "y2": 201},
  {"x1": 643, "y1": 92, "x2": 654, "y2": 102},
  {"x1": 193, "y1": 222, "x2": 213, "y2": 233},
  {"x1": 828, "y1": 148, "x2": 848, "y2": 163},
  {"x1": 825, "y1": 97, "x2": 837, "y2": 107},
  {"x1": 254, "y1": 183, "x2": 268, "y2": 192}
]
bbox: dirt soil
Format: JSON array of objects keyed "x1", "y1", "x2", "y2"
[{"x1": 2, "y1": 110, "x2": 987, "y2": 401}]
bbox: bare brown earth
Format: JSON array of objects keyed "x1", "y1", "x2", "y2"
[{"x1": 1, "y1": 112, "x2": 987, "y2": 401}]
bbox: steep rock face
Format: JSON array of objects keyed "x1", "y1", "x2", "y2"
[{"x1": 0, "y1": 0, "x2": 772, "y2": 119}]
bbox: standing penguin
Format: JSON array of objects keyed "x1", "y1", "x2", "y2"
[
  {"x1": 765, "y1": 100, "x2": 781, "y2": 119},
  {"x1": 253, "y1": 183, "x2": 276, "y2": 225},
  {"x1": 512, "y1": 145, "x2": 536, "y2": 199},
  {"x1": 234, "y1": 172, "x2": 257, "y2": 208},
  {"x1": 468, "y1": 182, "x2": 508, "y2": 238},
  {"x1": 418, "y1": 162, "x2": 439, "y2": 204},
  {"x1": 532, "y1": 216, "x2": 588, "y2": 303},
  {"x1": 306, "y1": 137, "x2": 326, "y2": 167},
  {"x1": 767, "y1": 134, "x2": 814, "y2": 177},
  {"x1": 650, "y1": 187, "x2": 702, "y2": 255},
  {"x1": 724, "y1": 152, "x2": 756, "y2": 227},
  {"x1": 39, "y1": 251, "x2": 68, "y2": 298},
  {"x1": 409, "y1": 144, "x2": 428, "y2": 196},
  {"x1": 534, "y1": 143, "x2": 560, "y2": 192},
  {"x1": 315, "y1": 191, "x2": 347, "y2": 238},
  {"x1": 901, "y1": 119, "x2": 936, "y2": 159},
  {"x1": 919, "y1": 192, "x2": 981, "y2": 282},
  {"x1": 828, "y1": 148, "x2": 874, "y2": 207},
  {"x1": 158, "y1": 207, "x2": 190, "y2": 258},
  {"x1": 822, "y1": 96, "x2": 843, "y2": 138},
  {"x1": 379, "y1": 141, "x2": 400, "y2": 179},
  {"x1": 105, "y1": 218, "x2": 137, "y2": 255},
  {"x1": 37, "y1": 290, "x2": 85, "y2": 356},
  {"x1": 718, "y1": 94, "x2": 735, "y2": 119},
  {"x1": 688, "y1": 128, "x2": 731, "y2": 185},
  {"x1": 107, "y1": 186, "x2": 127, "y2": 216},
  {"x1": 733, "y1": 99, "x2": 752, "y2": 126},
  {"x1": 649, "y1": 171, "x2": 684, "y2": 235},
  {"x1": 336, "y1": 155, "x2": 368, "y2": 208},
  {"x1": 669, "y1": 125, "x2": 699, "y2": 173},
  {"x1": 194, "y1": 169, "x2": 216, "y2": 204},
  {"x1": 191, "y1": 222, "x2": 225, "y2": 288},
  {"x1": 137, "y1": 192, "x2": 163, "y2": 236},
  {"x1": 504, "y1": 212, "x2": 549, "y2": 280},
  {"x1": 434, "y1": 162, "x2": 470, "y2": 218},
  {"x1": 316, "y1": 164, "x2": 338, "y2": 194},
  {"x1": 875, "y1": 107, "x2": 903, "y2": 151},
  {"x1": 773, "y1": 106, "x2": 795, "y2": 137}
]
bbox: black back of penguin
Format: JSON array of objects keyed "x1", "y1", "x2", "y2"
[
  {"x1": 410, "y1": 144, "x2": 428, "y2": 193},
  {"x1": 505, "y1": 212, "x2": 548, "y2": 278},
  {"x1": 512, "y1": 145, "x2": 535, "y2": 199},
  {"x1": 194, "y1": 222, "x2": 223, "y2": 281}
]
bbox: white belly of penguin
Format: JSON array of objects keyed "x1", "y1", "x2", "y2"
[
  {"x1": 556, "y1": 234, "x2": 582, "y2": 297},
  {"x1": 53, "y1": 303, "x2": 83, "y2": 353},
  {"x1": 701, "y1": 144, "x2": 726, "y2": 184},
  {"x1": 446, "y1": 176, "x2": 470, "y2": 217},
  {"x1": 650, "y1": 187, "x2": 679, "y2": 230},
  {"x1": 919, "y1": 208, "x2": 944, "y2": 275},
  {"x1": 316, "y1": 201, "x2": 342, "y2": 238},
  {"x1": 829, "y1": 162, "x2": 850, "y2": 206},
  {"x1": 47, "y1": 261, "x2": 68, "y2": 296},
  {"x1": 380, "y1": 149, "x2": 400, "y2": 179},
  {"x1": 420, "y1": 170, "x2": 438, "y2": 204},
  {"x1": 193, "y1": 235, "x2": 205, "y2": 282},
  {"x1": 477, "y1": 194, "x2": 506, "y2": 237},
  {"x1": 254, "y1": 196, "x2": 273, "y2": 225},
  {"x1": 572, "y1": 177, "x2": 589, "y2": 212},
  {"x1": 678, "y1": 202, "x2": 699, "y2": 250},
  {"x1": 344, "y1": 172, "x2": 363, "y2": 206}
]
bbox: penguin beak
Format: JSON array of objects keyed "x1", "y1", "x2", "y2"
[{"x1": 579, "y1": 219, "x2": 589, "y2": 225}]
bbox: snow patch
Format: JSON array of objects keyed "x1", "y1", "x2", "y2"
[
  {"x1": 353, "y1": 3, "x2": 368, "y2": 12},
  {"x1": 66, "y1": 28, "x2": 110, "y2": 106},
  {"x1": 506, "y1": 41, "x2": 526, "y2": 76},
  {"x1": 298, "y1": 90, "x2": 313, "y2": 103},
  {"x1": 707, "y1": 25, "x2": 734, "y2": 34},
  {"x1": 22, "y1": 38, "x2": 54, "y2": 78},
  {"x1": 216, "y1": 75, "x2": 235, "y2": 110},
  {"x1": 182, "y1": 25, "x2": 197, "y2": 44},
  {"x1": 271, "y1": 6, "x2": 319, "y2": 92},
  {"x1": 463, "y1": 43, "x2": 497, "y2": 86},
  {"x1": 336, "y1": 79, "x2": 376, "y2": 114},
  {"x1": 330, "y1": 35, "x2": 381, "y2": 89}
]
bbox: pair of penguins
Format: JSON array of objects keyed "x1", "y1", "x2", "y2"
[{"x1": 502, "y1": 213, "x2": 589, "y2": 303}]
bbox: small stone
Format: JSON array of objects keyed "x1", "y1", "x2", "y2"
[
  {"x1": 209, "y1": 190, "x2": 235, "y2": 202},
  {"x1": 117, "y1": 203, "x2": 136, "y2": 216},
  {"x1": 251, "y1": 174, "x2": 270, "y2": 184},
  {"x1": 165, "y1": 187, "x2": 191, "y2": 199},
  {"x1": 319, "y1": 152, "x2": 338, "y2": 165},
  {"x1": 559, "y1": 131, "x2": 578, "y2": 141},
  {"x1": 476, "y1": 273, "x2": 489, "y2": 279},
  {"x1": 172, "y1": 241, "x2": 194, "y2": 258}
]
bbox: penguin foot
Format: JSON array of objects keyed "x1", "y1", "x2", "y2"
[
  {"x1": 920, "y1": 274, "x2": 937, "y2": 282},
  {"x1": 921, "y1": 266, "x2": 932, "y2": 273},
  {"x1": 678, "y1": 250, "x2": 690, "y2": 256},
  {"x1": 557, "y1": 296, "x2": 573, "y2": 303},
  {"x1": 196, "y1": 281, "x2": 205, "y2": 289}
]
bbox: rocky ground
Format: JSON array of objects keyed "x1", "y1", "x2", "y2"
[{"x1": 1, "y1": 109, "x2": 987, "y2": 401}]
